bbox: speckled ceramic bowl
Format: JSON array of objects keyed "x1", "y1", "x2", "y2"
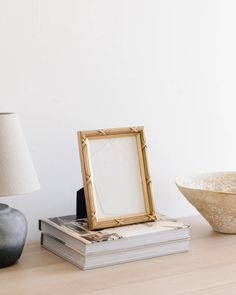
[{"x1": 176, "y1": 172, "x2": 236, "y2": 234}]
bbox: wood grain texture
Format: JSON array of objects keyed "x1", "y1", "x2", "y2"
[{"x1": 1, "y1": 216, "x2": 236, "y2": 295}]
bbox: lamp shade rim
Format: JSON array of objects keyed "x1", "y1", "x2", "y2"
[{"x1": 0, "y1": 185, "x2": 40, "y2": 197}]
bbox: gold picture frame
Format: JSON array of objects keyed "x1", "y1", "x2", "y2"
[{"x1": 77, "y1": 126, "x2": 156, "y2": 230}]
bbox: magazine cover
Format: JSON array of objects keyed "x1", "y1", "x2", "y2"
[{"x1": 48, "y1": 214, "x2": 189, "y2": 243}]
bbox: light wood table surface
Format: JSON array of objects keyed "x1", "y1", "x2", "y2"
[{"x1": 1, "y1": 215, "x2": 236, "y2": 295}]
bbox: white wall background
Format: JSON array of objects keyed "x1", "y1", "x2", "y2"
[{"x1": 1, "y1": 0, "x2": 236, "y2": 240}]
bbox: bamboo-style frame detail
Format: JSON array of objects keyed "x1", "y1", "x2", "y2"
[{"x1": 77, "y1": 126, "x2": 156, "y2": 230}]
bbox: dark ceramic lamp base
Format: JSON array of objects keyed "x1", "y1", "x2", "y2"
[{"x1": 0, "y1": 203, "x2": 27, "y2": 268}]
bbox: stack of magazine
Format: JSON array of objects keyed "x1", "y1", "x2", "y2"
[{"x1": 39, "y1": 214, "x2": 190, "y2": 270}]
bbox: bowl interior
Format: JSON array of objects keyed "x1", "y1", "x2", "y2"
[{"x1": 176, "y1": 172, "x2": 236, "y2": 194}]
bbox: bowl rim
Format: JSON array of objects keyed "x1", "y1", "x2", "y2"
[{"x1": 175, "y1": 171, "x2": 236, "y2": 195}]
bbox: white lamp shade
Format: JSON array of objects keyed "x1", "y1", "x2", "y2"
[{"x1": 0, "y1": 113, "x2": 40, "y2": 196}]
